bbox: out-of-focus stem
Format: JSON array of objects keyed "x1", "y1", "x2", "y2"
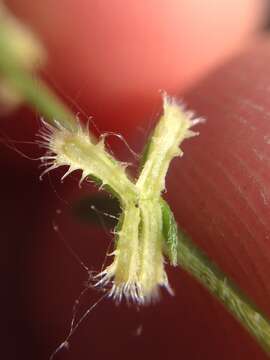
[
  {"x1": 0, "y1": 15, "x2": 78, "y2": 132},
  {"x1": 0, "y1": 49, "x2": 78, "y2": 132}
]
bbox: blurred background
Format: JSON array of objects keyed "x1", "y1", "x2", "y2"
[{"x1": 1, "y1": 1, "x2": 270, "y2": 359}]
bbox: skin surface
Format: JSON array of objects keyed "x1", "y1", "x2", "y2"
[
  {"x1": 1, "y1": 1, "x2": 270, "y2": 359},
  {"x1": 7, "y1": 0, "x2": 264, "y2": 133}
]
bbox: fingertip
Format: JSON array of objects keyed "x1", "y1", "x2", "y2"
[
  {"x1": 167, "y1": 37, "x2": 270, "y2": 316},
  {"x1": 6, "y1": 0, "x2": 265, "y2": 132}
]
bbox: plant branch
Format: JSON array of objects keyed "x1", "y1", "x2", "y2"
[
  {"x1": 3, "y1": 65, "x2": 77, "y2": 132},
  {"x1": 0, "y1": 23, "x2": 78, "y2": 132},
  {"x1": 177, "y1": 230, "x2": 270, "y2": 353}
]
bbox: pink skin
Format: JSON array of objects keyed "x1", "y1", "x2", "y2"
[
  {"x1": 2, "y1": 1, "x2": 270, "y2": 359},
  {"x1": 7, "y1": 0, "x2": 263, "y2": 132}
]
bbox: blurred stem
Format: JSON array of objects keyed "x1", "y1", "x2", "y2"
[
  {"x1": 0, "y1": 30, "x2": 78, "y2": 132},
  {"x1": 2, "y1": 64, "x2": 78, "y2": 132},
  {"x1": 177, "y1": 231, "x2": 270, "y2": 354}
]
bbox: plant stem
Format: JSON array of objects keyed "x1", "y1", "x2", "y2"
[
  {"x1": 0, "y1": 34, "x2": 78, "y2": 132},
  {"x1": 177, "y1": 230, "x2": 270, "y2": 353},
  {"x1": 136, "y1": 96, "x2": 198, "y2": 198}
]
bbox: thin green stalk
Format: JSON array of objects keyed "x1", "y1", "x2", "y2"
[
  {"x1": 177, "y1": 231, "x2": 270, "y2": 353},
  {"x1": 4, "y1": 67, "x2": 78, "y2": 132},
  {"x1": 0, "y1": 34, "x2": 78, "y2": 132}
]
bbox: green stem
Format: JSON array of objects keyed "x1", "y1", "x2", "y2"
[
  {"x1": 177, "y1": 230, "x2": 270, "y2": 353},
  {"x1": 0, "y1": 37, "x2": 78, "y2": 132},
  {"x1": 10, "y1": 69, "x2": 78, "y2": 132}
]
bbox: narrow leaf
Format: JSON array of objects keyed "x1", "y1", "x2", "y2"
[{"x1": 160, "y1": 199, "x2": 178, "y2": 266}]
